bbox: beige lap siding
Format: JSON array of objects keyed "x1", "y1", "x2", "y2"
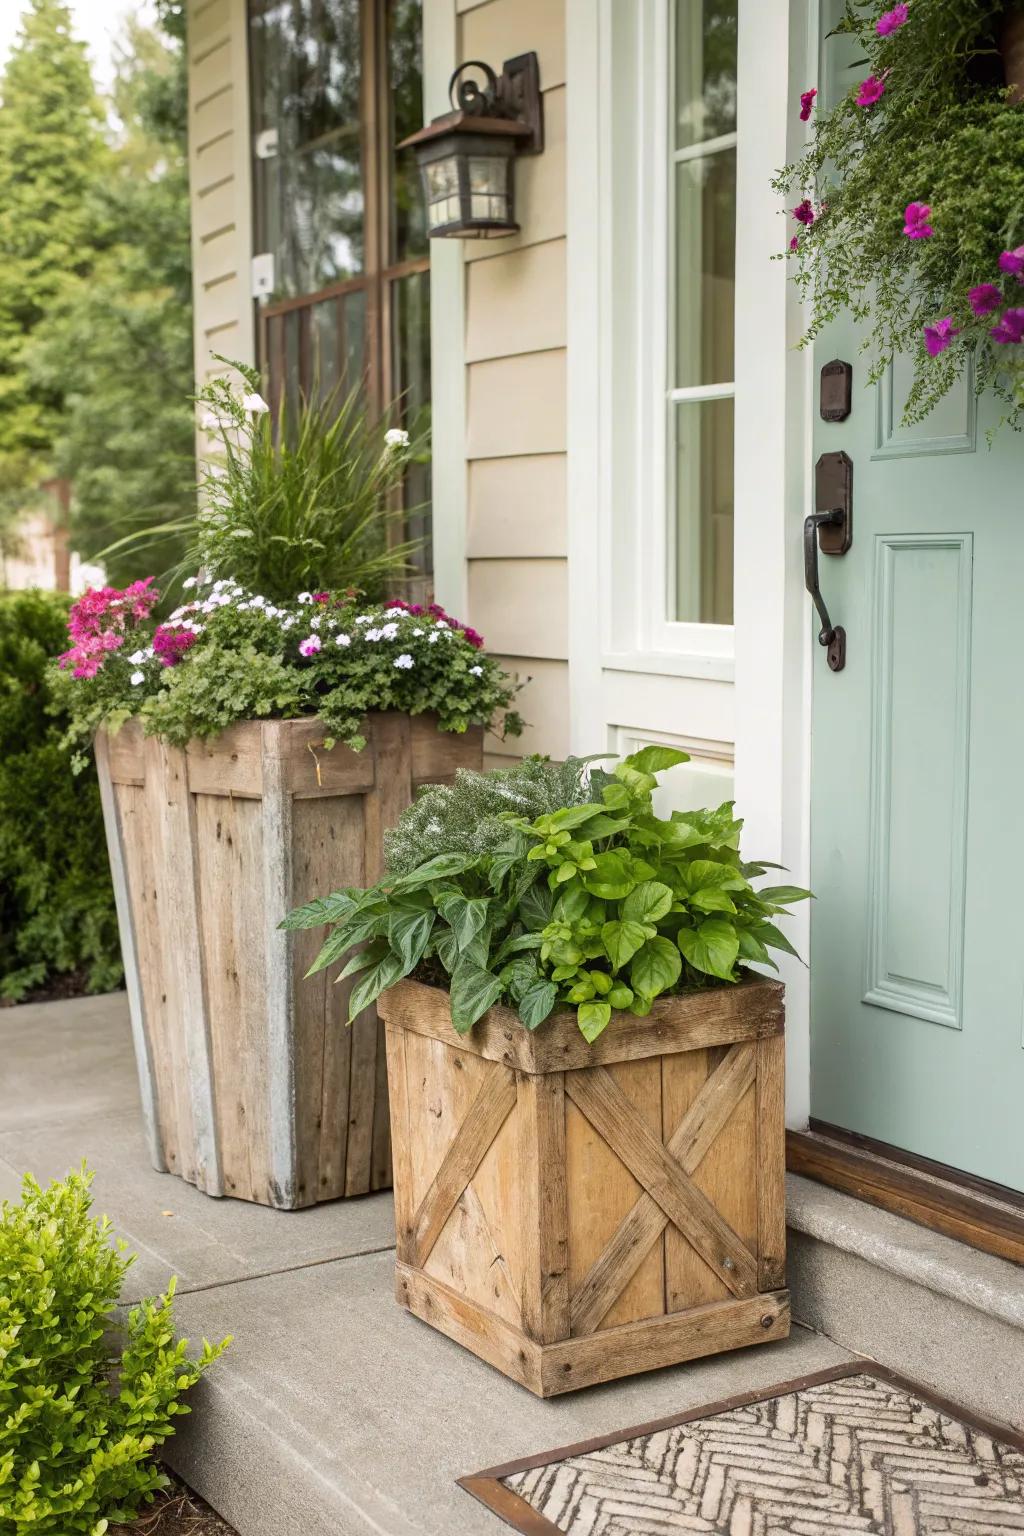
[
  {"x1": 459, "y1": 0, "x2": 569, "y2": 764},
  {"x1": 187, "y1": 0, "x2": 255, "y2": 460}
]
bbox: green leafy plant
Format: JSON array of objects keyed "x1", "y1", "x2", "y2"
[
  {"x1": 774, "y1": 0, "x2": 1024, "y2": 427},
  {"x1": 0, "y1": 588, "x2": 121, "y2": 1002},
  {"x1": 53, "y1": 576, "x2": 523, "y2": 761},
  {"x1": 382, "y1": 755, "x2": 595, "y2": 876},
  {"x1": 102, "y1": 359, "x2": 422, "y2": 601},
  {"x1": 0, "y1": 1166, "x2": 228, "y2": 1535},
  {"x1": 284, "y1": 745, "x2": 810, "y2": 1044}
]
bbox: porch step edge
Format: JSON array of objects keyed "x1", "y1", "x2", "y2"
[{"x1": 786, "y1": 1172, "x2": 1024, "y2": 1333}]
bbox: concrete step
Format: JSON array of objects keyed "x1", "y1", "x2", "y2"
[{"x1": 787, "y1": 1170, "x2": 1024, "y2": 1431}]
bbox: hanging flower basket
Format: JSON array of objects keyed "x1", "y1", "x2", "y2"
[{"x1": 774, "y1": 0, "x2": 1024, "y2": 430}]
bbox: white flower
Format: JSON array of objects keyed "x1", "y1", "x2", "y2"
[
  {"x1": 129, "y1": 650, "x2": 147, "y2": 665},
  {"x1": 335, "y1": 633, "x2": 351, "y2": 647},
  {"x1": 364, "y1": 628, "x2": 382, "y2": 642},
  {"x1": 236, "y1": 602, "x2": 251, "y2": 612},
  {"x1": 384, "y1": 428, "x2": 410, "y2": 450},
  {"x1": 394, "y1": 653, "x2": 414, "y2": 669},
  {"x1": 182, "y1": 576, "x2": 198, "y2": 589},
  {"x1": 428, "y1": 633, "x2": 439, "y2": 644},
  {"x1": 470, "y1": 665, "x2": 483, "y2": 676},
  {"x1": 412, "y1": 627, "x2": 424, "y2": 635},
  {"x1": 242, "y1": 391, "x2": 270, "y2": 415},
  {"x1": 130, "y1": 670, "x2": 146, "y2": 686},
  {"x1": 380, "y1": 621, "x2": 399, "y2": 640},
  {"x1": 354, "y1": 614, "x2": 373, "y2": 625},
  {"x1": 251, "y1": 595, "x2": 265, "y2": 607},
  {"x1": 213, "y1": 580, "x2": 226, "y2": 589},
  {"x1": 309, "y1": 615, "x2": 322, "y2": 629},
  {"x1": 297, "y1": 592, "x2": 313, "y2": 605},
  {"x1": 282, "y1": 616, "x2": 296, "y2": 629}
]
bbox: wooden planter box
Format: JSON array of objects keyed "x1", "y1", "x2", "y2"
[
  {"x1": 95, "y1": 714, "x2": 482, "y2": 1209},
  {"x1": 379, "y1": 977, "x2": 789, "y2": 1396}
]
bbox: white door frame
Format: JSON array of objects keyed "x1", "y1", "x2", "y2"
[{"x1": 566, "y1": 0, "x2": 818, "y2": 1124}]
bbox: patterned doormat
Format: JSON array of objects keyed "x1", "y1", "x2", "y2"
[{"x1": 459, "y1": 1363, "x2": 1024, "y2": 1534}]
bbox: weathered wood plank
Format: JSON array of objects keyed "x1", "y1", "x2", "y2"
[
  {"x1": 570, "y1": 1043, "x2": 756, "y2": 1335},
  {"x1": 396, "y1": 1262, "x2": 544, "y2": 1395},
  {"x1": 379, "y1": 976, "x2": 784, "y2": 1074},
  {"x1": 384, "y1": 1021, "x2": 414, "y2": 1253},
  {"x1": 94, "y1": 733, "x2": 164, "y2": 1170},
  {"x1": 565, "y1": 1066, "x2": 758, "y2": 1299},
  {"x1": 343, "y1": 1010, "x2": 379, "y2": 1197},
  {"x1": 407, "y1": 1068, "x2": 517, "y2": 1268},
  {"x1": 517, "y1": 1071, "x2": 569, "y2": 1343},
  {"x1": 538, "y1": 1290, "x2": 790, "y2": 1397},
  {"x1": 756, "y1": 1034, "x2": 787, "y2": 1290},
  {"x1": 186, "y1": 722, "x2": 262, "y2": 797}
]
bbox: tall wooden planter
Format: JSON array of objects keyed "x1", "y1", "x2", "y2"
[
  {"x1": 95, "y1": 714, "x2": 482, "y2": 1209},
  {"x1": 380, "y1": 977, "x2": 789, "y2": 1396}
]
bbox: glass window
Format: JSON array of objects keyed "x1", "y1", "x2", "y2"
[
  {"x1": 249, "y1": 0, "x2": 431, "y2": 583},
  {"x1": 669, "y1": 0, "x2": 737, "y2": 625}
]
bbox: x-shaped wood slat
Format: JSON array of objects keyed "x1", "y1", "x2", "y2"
[
  {"x1": 567, "y1": 1046, "x2": 758, "y2": 1335},
  {"x1": 401, "y1": 1065, "x2": 517, "y2": 1268}
]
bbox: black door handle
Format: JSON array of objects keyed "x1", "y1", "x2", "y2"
[
  {"x1": 807, "y1": 451, "x2": 854, "y2": 673},
  {"x1": 804, "y1": 510, "x2": 846, "y2": 672}
]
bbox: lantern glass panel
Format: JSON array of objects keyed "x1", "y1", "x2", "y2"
[{"x1": 467, "y1": 155, "x2": 509, "y2": 196}]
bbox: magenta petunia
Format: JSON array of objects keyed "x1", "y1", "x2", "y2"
[
  {"x1": 998, "y1": 246, "x2": 1024, "y2": 280},
  {"x1": 968, "y1": 283, "x2": 1002, "y2": 317},
  {"x1": 876, "y1": 4, "x2": 909, "y2": 37},
  {"x1": 856, "y1": 73, "x2": 887, "y2": 107},
  {"x1": 799, "y1": 88, "x2": 817, "y2": 121},
  {"x1": 991, "y1": 308, "x2": 1024, "y2": 345},
  {"x1": 789, "y1": 235, "x2": 800, "y2": 251},
  {"x1": 923, "y1": 317, "x2": 960, "y2": 358},
  {"x1": 792, "y1": 198, "x2": 816, "y2": 226},
  {"x1": 298, "y1": 635, "x2": 322, "y2": 657},
  {"x1": 903, "y1": 202, "x2": 933, "y2": 239},
  {"x1": 152, "y1": 625, "x2": 197, "y2": 668}
]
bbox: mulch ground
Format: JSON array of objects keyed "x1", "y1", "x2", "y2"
[{"x1": 108, "y1": 1473, "x2": 238, "y2": 1536}]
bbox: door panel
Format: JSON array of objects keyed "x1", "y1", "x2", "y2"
[{"x1": 809, "y1": 323, "x2": 1024, "y2": 1189}]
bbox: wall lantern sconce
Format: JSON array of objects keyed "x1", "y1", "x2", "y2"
[{"x1": 399, "y1": 53, "x2": 544, "y2": 239}]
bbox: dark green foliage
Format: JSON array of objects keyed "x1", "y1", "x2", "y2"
[
  {"x1": 285, "y1": 746, "x2": 810, "y2": 1044},
  {"x1": 0, "y1": 1166, "x2": 228, "y2": 1534},
  {"x1": 383, "y1": 756, "x2": 595, "y2": 875},
  {"x1": 0, "y1": 589, "x2": 122, "y2": 1002},
  {"x1": 28, "y1": 12, "x2": 195, "y2": 585},
  {"x1": 0, "y1": 0, "x2": 108, "y2": 488},
  {"x1": 774, "y1": 0, "x2": 1024, "y2": 428}
]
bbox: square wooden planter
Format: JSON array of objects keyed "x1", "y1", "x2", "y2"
[
  {"x1": 379, "y1": 977, "x2": 789, "y2": 1396},
  {"x1": 95, "y1": 714, "x2": 482, "y2": 1209}
]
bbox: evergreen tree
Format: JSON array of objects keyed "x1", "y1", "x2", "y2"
[
  {"x1": 0, "y1": 0, "x2": 108, "y2": 490},
  {"x1": 29, "y1": 8, "x2": 196, "y2": 586}
]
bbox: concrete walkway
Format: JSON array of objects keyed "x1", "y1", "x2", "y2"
[{"x1": 1, "y1": 993, "x2": 853, "y2": 1536}]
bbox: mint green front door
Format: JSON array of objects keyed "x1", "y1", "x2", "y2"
[{"x1": 808, "y1": 334, "x2": 1024, "y2": 1188}]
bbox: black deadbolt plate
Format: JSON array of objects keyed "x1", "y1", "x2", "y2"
[
  {"x1": 815, "y1": 450, "x2": 853, "y2": 555},
  {"x1": 820, "y1": 359, "x2": 852, "y2": 422}
]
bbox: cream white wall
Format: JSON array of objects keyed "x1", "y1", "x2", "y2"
[{"x1": 186, "y1": 0, "x2": 255, "y2": 427}]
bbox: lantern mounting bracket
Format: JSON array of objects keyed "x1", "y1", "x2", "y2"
[{"x1": 447, "y1": 53, "x2": 544, "y2": 155}]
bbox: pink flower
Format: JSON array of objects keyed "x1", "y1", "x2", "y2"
[
  {"x1": 876, "y1": 4, "x2": 909, "y2": 37},
  {"x1": 298, "y1": 635, "x2": 322, "y2": 657},
  {"x1": 968, "y1": 283, "x2": 1003, "y2": 317},
  {"x1": 60, "y1": 578, "x2": 160, "y2": 677},
  {"x1": 790, "y1": 236, "x2": 800, "y2": 251},
  {"x1": 903, "y1": 202, "x2": 933, "y2": 239},
  {"x1": 998, "y1": 246, "x2": 1024, "y2": 280},
  {"x1": 152, "y1": 625, "x2": 197, "y2": 668},
  {"x1": 792, "y1": 198, "x2": 816, "y2": 226},
  {"x1": 991, "y1": 308, "x2": 1024, "y2": 345},
  {"x1": 856, "y1": 73, "x2": 887, "y2": 107},
  {"x1": 923, "y1": 317, "x2": 960, "y2": 357},
  {"x1": 799, "y1": 88, "x2": 817, "y2": 121},
  {"x1": 312, "y1": 591, "x2": 331, "y2": 603}
]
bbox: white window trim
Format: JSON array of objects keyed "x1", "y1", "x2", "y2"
[{"x1": 567, "y1": 0, "x2": 818, "y2": 1125}]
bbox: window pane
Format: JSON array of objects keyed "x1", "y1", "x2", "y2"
[
  {"x1": 673, "y1": 397, "x2": 733, "y2": 625},
  {"x1": 388, "y1": 0, "x2": 427, "y2": 263},
  {"x1": 674, "y1": 147, "x2": 735, "y2": 388},
  {"x1": 391, "y1": 270, "x2": 431, "y2": 577},
  {"x1": 250, "y1": 0, "x2": 361, "y2": 147},
  {"x1": 258, "y1": 138, "x2": 364, "y2": 298},
  {"x1": 674, "y1": 0, "x2": 737, "y2": 150},
  {"x1": 342, "y1": 287, "x2": 367, "y2": 393}
]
